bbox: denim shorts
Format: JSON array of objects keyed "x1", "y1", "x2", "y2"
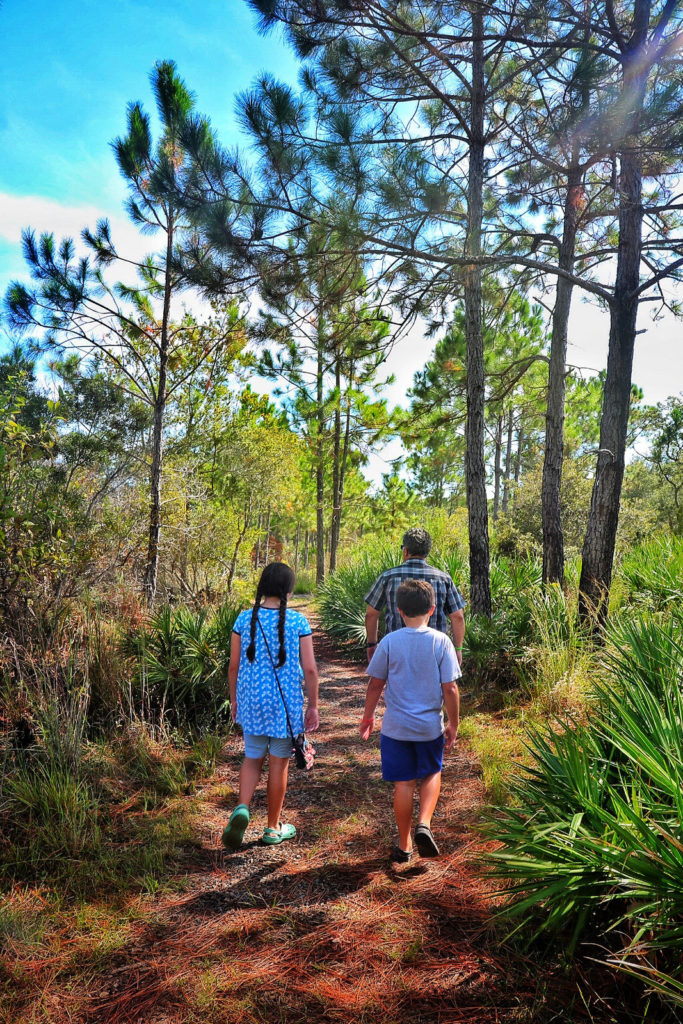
[
  {"x1": 243, "y1": 733, "x2": 293, "y2": 759},
  {"x1": 380, "y1": 733, "x2": 445, "y2": 782}
]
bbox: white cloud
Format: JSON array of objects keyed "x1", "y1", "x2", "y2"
[{"x1": 0, "y1": 190, "x2": 150, "y2": 263}]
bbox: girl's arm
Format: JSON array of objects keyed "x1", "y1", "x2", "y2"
[
  {"x1": 299, "y1": 634, "x2": 320, "y2": 732},
  {"x1": 229, "y1": 634, "x2": 241, "y2": 722}
]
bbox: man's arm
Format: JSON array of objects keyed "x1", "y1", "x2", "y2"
[
  {"x1": 365, "y1": 604, "x2": 381, "y2": 663},
  {"x1": 359, "y1": 676, "x2": 386, "y2": 739},
  {"x1": 449, "y1": 609, "x2": 465, "y2": 666},
  {"x1": 442, "y1": 681, "x2": 460, "y2": 753}
]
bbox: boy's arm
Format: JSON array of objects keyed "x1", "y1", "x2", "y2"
[
  {"x1": 442, "y1": 681, "x2": 460, "y2": 753},
  {"x1": 360, "y1": 676, "x2": 386, "y2": 739},
  {"x1": 299, "y1": 634, "x2": 320, "y2": 731},
  {"x1": 228, "y1": 634, "x2": 241, "y2": 722}
]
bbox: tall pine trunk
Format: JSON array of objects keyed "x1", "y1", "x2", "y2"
[
  {"x1": 493, "y1": 414, "x2": 503, "y2": 521},
  {"x1": 315, "y1": 328, "x2": 325, "y2": 586},
  {"x1": 514, "y1": 419, "x2": 524, "y2": 486},
  {"x1": 464, "y1": 6, "x2": 492, "y2": 617},
  {"x1": 329, "y1": 355, "x2": 342, "y2": 573},
  {"x1": 502, "y1": 410, "x2": 513, "y2": 514},
  {"x1": 579, "y1": 2, "x2": 649, "y2": 625},
  {"x1": 142, "y1": 214, "x2": 173, "y2": 605},
  {"x1": 542, "y1": 164, "x2": 582, "y2": 586}
]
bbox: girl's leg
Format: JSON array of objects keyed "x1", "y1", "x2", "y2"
[
  {"x1": 238, "y1": 756, "x2": 265, "y2": 806},
  {"x1": 393, "y1": 780, "x2": 416, "y2": 852},
  {"x1": 417, "y1": 771, "x2": 441, "y2": 827},
  {"x1": 266, "y1": 755, "x2": 290, "y2": 829}
]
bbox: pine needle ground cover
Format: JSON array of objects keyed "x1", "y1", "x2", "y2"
[{"x1": 1, "y1": 604, "x2": 670, "y2": 1024}]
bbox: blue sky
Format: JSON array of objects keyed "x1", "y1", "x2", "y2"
[
  {"x1": 1, "y1": 0, "x2": 680, "y2": 447},
  {"x1": 0, "y1": 0, "x2": 301, "y2": 287}
]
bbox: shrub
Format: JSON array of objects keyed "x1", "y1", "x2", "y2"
[
  {"x1": 484, "y1": 614, "x2": 683, "y2": 1010},
  {"x1": 123, "y1": 602, "x2": 243, "y2": 735},
  {"x1": 293, "y1": 571, "x2": 315, "y2": 595},
  {"x1": 317, "y1": 546, "x2": 397, "y2": 656},
  {"x1": 616, "y1": 535, "x2": 683, "y2": 611}
]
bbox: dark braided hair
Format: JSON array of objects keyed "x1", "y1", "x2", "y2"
[{"x1": 246, "y1": 562, "x2": 295, "y2": 667}]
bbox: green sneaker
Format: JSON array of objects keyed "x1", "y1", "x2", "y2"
[
  {"x1": 261, "y1": 823, "x2": 297, "y2": 845},
  {"x1": 221, "y1": 804, "x2": 250, "y2": 850}
]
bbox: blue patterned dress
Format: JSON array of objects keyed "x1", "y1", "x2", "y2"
[{"x1": 233, "y1": 607, "x2": 312, "y2": 738}]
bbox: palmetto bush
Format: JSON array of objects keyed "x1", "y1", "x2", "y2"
[
  {"x1": 317, "y1": 546, "x2": 398, "y2": 656},
  {"x1": 485, "y1": 614, "x2": 683, "y2": 1009},
  {"x1": 617, "y1": 535, "x2": 683, "y2": 610},
  {"x1": 464, "y1": 557, "x2": 542, "y2": 688},
  {"x1": 124, "y1": 602, "x2": 242, "y2": 734}
]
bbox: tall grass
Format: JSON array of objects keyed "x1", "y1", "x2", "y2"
[{"x1": 484, "y1": 615, "x2": 683, "y2": 1010}]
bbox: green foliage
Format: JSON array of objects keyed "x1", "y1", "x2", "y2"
[
  {"x1": 616, "y1": 535, "x2": 683, "y2": 611},
  {"x1": 0, "y1": 371, "x2": 70, "y2": 611},
  {"x1": 2, "y1": 763, "x2": 102, "y2": 877},
  {"x1": 484, "y1": 615, "x2": 683, "y2": 1009},
  {"x1": 124, "y1": 603, "x2": 243, "y2": 734},
  {"x1": 317, "y1": 545, "x2": 397, "y2": 654}
]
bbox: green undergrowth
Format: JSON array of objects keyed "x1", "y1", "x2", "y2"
[
  {"x1": 484, "y1": 613, "x2": 683, "y2": 1012},
  {"x1": 0, "y1": 726, "x2": 225, "y2": 898}
]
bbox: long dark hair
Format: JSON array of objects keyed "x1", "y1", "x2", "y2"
[{"x1": 246, "y1": 562, "x2": 296, "y2": 667}]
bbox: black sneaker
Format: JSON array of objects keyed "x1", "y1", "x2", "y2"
[
  {"x1": 414, "y1": 823, "x2": 439, "y2": 857},
  {"x1": 390, "y1": 844, "x2": 413, "y2": 863}
]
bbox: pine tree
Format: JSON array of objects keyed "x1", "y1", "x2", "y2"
[{"x1": 6, "y1": 62, "x2": 241, "y2": 604}]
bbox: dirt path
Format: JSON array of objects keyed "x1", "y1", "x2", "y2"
[{"x1": 80, "y1": 613, "x2": 569, "y2": 1024}]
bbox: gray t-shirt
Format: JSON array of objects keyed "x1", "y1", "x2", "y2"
[{"x1": 366, "y1": 626, "x2": 461, "y2": 742}]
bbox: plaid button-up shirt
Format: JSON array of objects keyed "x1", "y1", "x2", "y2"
[{"x1": 364, "y1": 558, "x2": 466, "y2": 634}]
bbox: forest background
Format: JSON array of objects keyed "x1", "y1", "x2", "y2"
[{"x1": 1, "y1": 1, "x2": 683, "y2": 1021}]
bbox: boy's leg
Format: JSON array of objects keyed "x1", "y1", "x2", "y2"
[
  {"x1": 266, "y1": 755, "x2": 290, "y2": 829},
  {"x1": 393, "y1": 780, "x2": 417, "y2": 852},
  {"x1": 417, "y1": 770, "x2": 442, "y2": 828}
]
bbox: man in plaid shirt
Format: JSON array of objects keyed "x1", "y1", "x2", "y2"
[{"x1": 364, "y1": 527, "x2": 466, "y2": 665}]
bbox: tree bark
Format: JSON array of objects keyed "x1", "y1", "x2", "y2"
[
  {"x1": 329, "y1": 352, "x2": 342, "y2": 573},
  {"x1": 264, "y1": 506, "x2": 271, "y2": 565},
  {"x1": 493, "y1": 413, "x2": 503, "y2": 522},
  {"x1": 514, "y1": 419, "x2": 525, "y2": 486},
  {"x1": 502, "y1": 409, "x2": 513, "y2": 514},
  {"x1": 464, "y1": 6, "x2": 492, "y2": 617},
  {"x1": 315, "y1": 325, "x2": 326, "y2": 585},
  {"x1": 227, "y1": 498, "x2": 251, "y2": 593},
  {"x1": 541, "y1": 163, "x2": 583, "y2": 587},
  {"x1": 142, "y1": 213, "x2": 173, "y2": 605},
  {"x1": 330, "y1": 362, "x2": 354, "y2": 573},
  {"x1": 579, "y1": 2, "x2": 649, "y2": 625}
]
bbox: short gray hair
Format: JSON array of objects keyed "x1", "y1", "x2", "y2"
[{"x1": 402, "y1": 527, "x2": 431, "y2": 558}]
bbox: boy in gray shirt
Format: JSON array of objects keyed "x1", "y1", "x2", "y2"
[{"x1": 360, "y1": 579, "x2": 461, "y2": 862}]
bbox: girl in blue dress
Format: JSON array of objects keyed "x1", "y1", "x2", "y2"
[{"x1": 222, "y1": 562, "x2": 320, "y2": 849}]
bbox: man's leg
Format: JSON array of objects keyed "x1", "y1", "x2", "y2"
[
  {"x1": 266, "y1": 755, "x2": 290, "y2": 829},
  {"x1": 394, "y1": 780, "x2": 416, "y2": 852},
  {"x1": 417, "y1": 770, "x2": 441, "y2": 827}
]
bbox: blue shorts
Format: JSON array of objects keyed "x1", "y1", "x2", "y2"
[
  {"x1": 243, "y1": 733, "x2": 293, "y2": 759},
  {"x1": 380, "y1": 733, "x2": 445, "y2": 782}
]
